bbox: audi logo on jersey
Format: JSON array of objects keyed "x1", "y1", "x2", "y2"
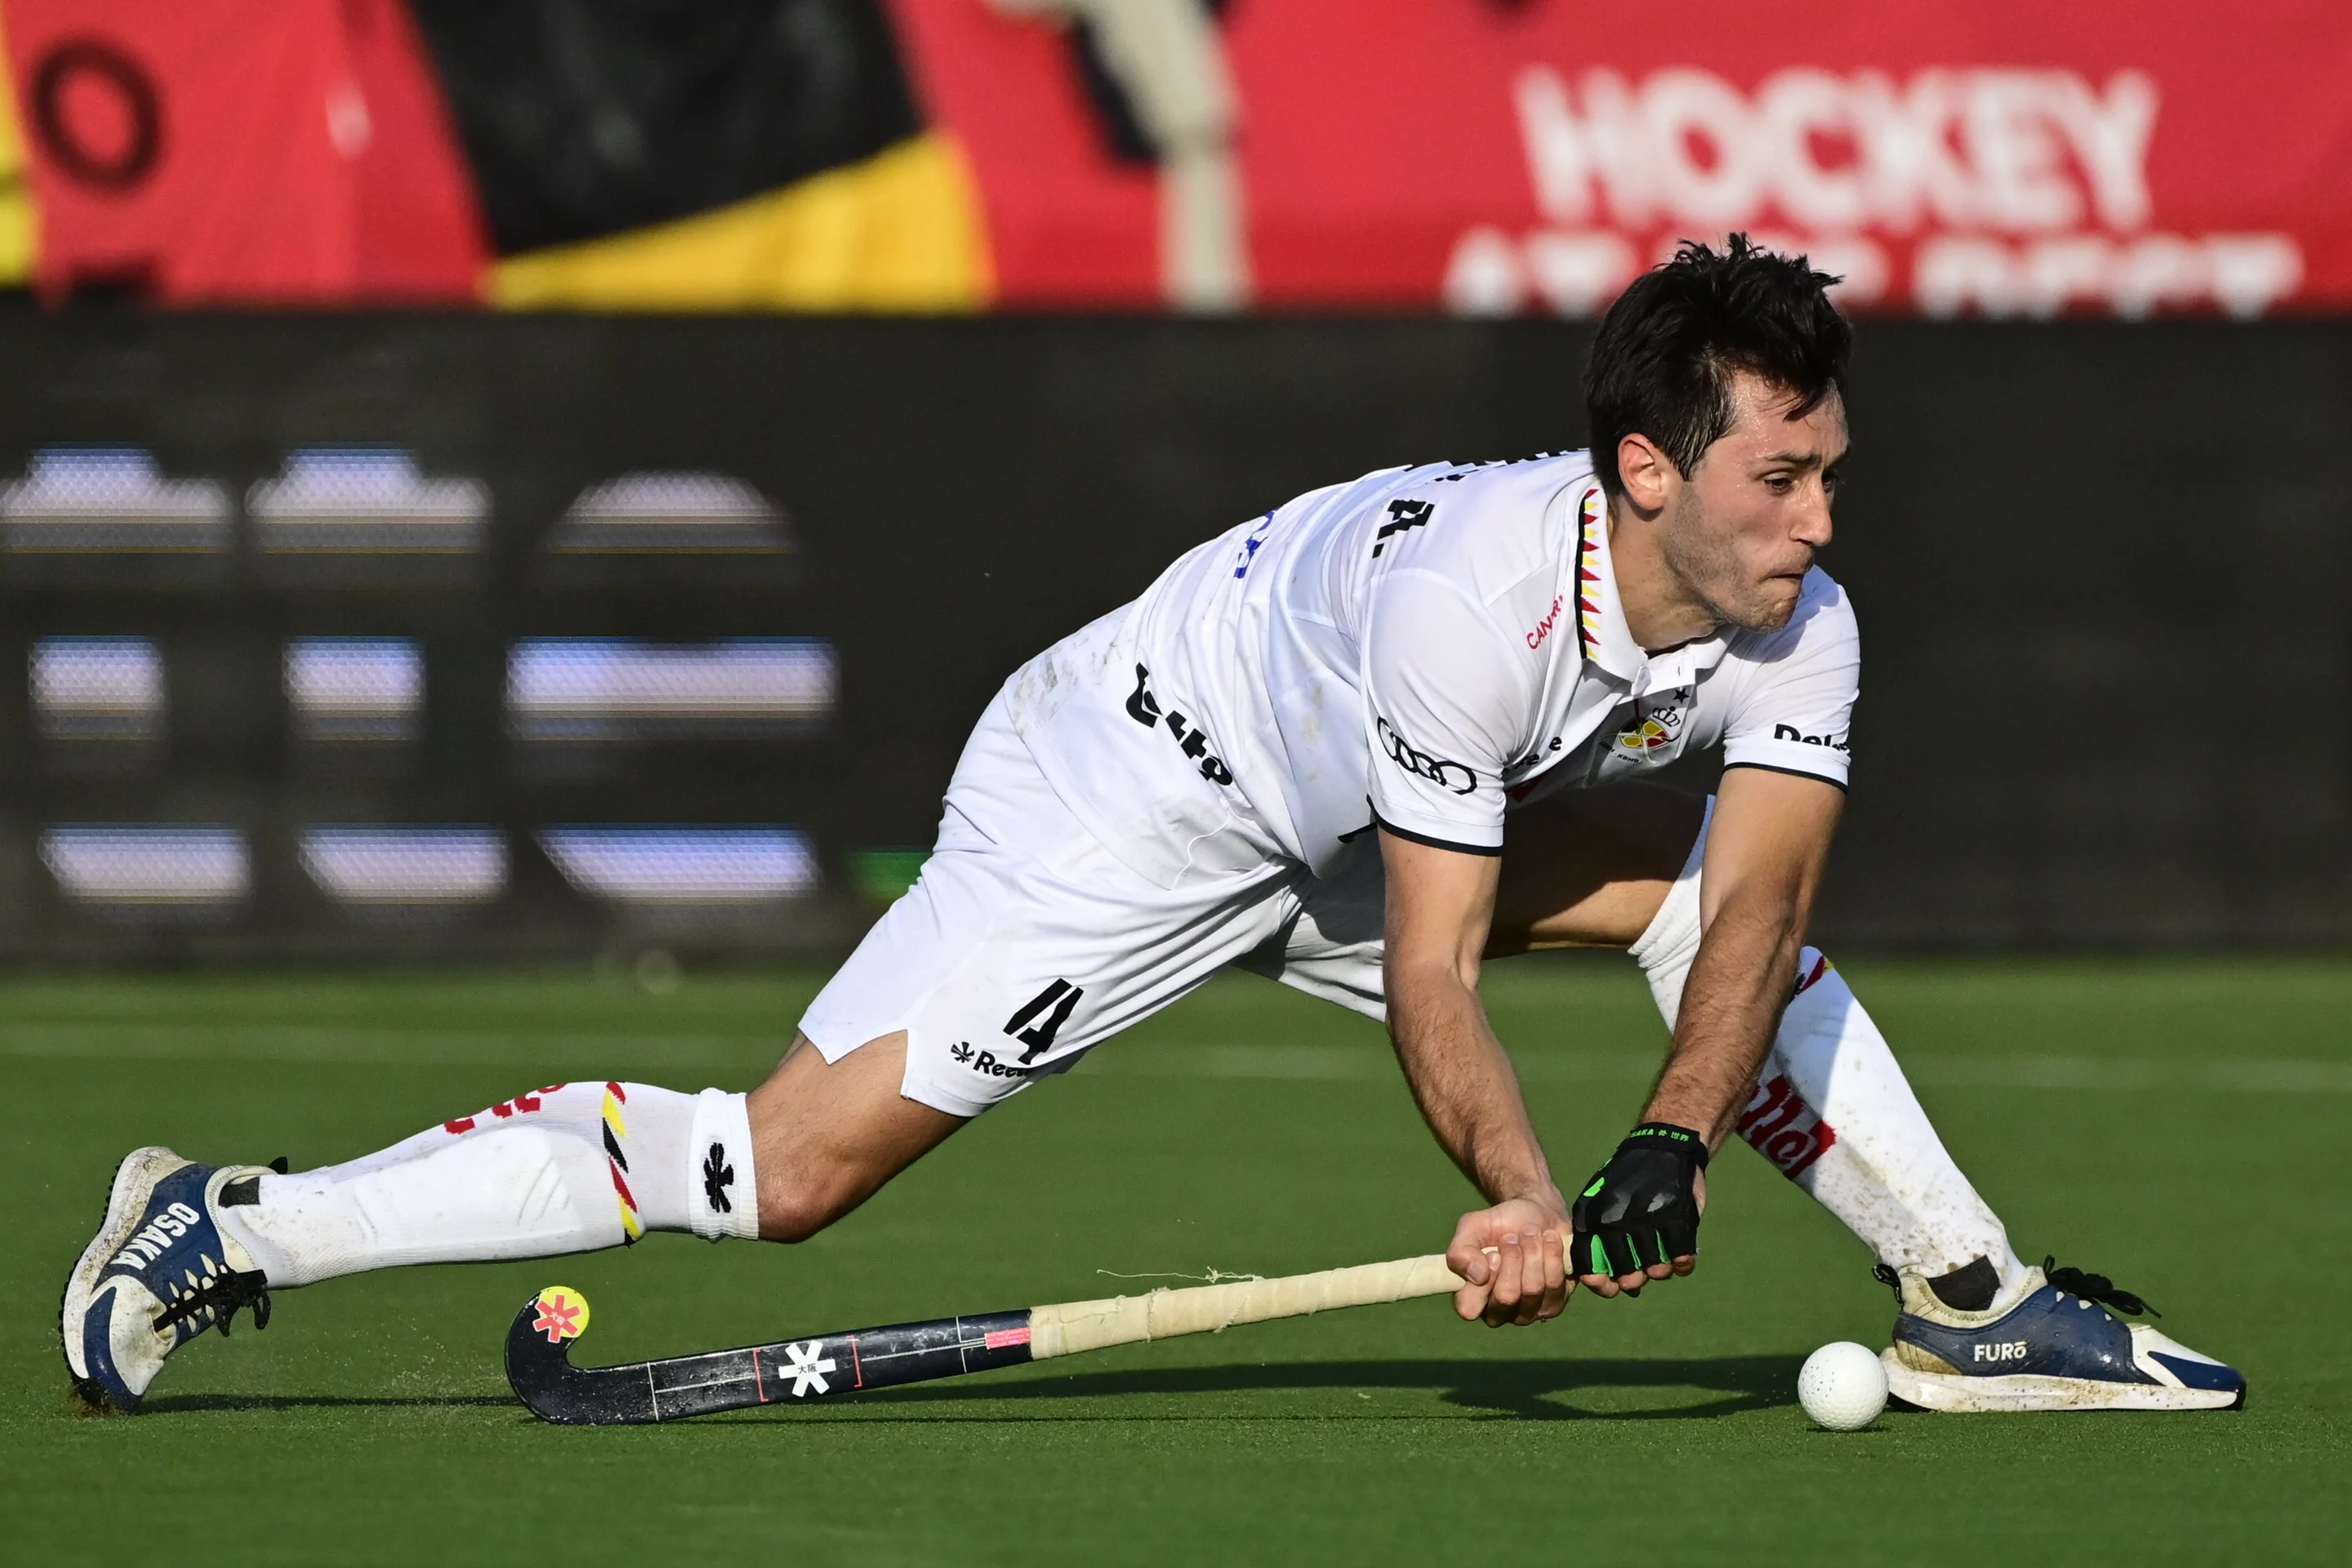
[{"x1": 1377, "y1": 715, "x2": 1477, "y2": 795}]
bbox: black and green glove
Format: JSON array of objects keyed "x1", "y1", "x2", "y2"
[{"x1": 1570, "y1": 1122, "x2": 1708, "y2": 1281}]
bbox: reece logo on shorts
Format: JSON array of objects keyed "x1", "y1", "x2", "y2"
[
  {"x1": 1125, "y1": 665, "x2": 1234, "y2": 786},
  {"x1": 948, "y1": 1040, "x2": 1039, "y2": 1080},
  {"x1": 1376, "y1": 715, "x2": 1477, "y2": 795},
  {"x1": 947, "y1": 979, "x2": 1087, "y2": 1079}
]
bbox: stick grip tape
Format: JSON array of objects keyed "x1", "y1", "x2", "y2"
[{"x1": 1027, "y1": 1254, "x2": 1459, "y2": 1358}]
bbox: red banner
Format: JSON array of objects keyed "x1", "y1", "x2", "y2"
[
  {"x1": 3, "y1": 0, "x2": 483, "y2": 304},
  {"x1": 892, "y1": 0, "x2": 2352, "y2": 316}
]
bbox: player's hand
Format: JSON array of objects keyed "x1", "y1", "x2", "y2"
[
  {"x1": 1570, "y1": 1124, "x2": 1707, "y2": 1298},
  {"x1": 1446, "y1": 1196, "x2": 1572, "y2": 1326}
]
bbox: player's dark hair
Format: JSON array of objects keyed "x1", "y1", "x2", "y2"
[{"x1": 1584, "y1": 235, "x2": 1851, "y2": 500}]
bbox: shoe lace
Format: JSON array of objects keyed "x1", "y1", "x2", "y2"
[
  {"x1": 2043, "y1": 1256, "x2": 2158, "y2": 1319},
  {"x1": 150, "y1": 1266, "x2": 273, "y2": 1339}
]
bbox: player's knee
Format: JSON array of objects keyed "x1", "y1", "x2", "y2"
[{"x1": 755, "y1": 1169, "x2": 853, "y2": 1244}]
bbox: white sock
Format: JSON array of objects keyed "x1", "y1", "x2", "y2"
[
  {"x1": 1629, "y1": 800, "x2": 2030, "y2": 1302},
  {"x1": 217, "y1": 1082, "x2": 761, "y2": 1289}
]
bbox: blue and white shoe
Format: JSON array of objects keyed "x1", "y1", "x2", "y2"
[
  {"x1": 1882, "y1": 1258, "x2": 2245, "y2": 1413},
  {"x1": 62, "y1": 1147, "x2": 278, "y2": 1414}
]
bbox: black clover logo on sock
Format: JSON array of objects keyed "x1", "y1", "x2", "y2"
[{"x1": 702, "y1": 1142, "x2": 735, "y2": 1214}]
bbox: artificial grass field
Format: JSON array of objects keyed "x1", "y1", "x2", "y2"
[{"x1": 4, "y1": 959, "x2": 2345, "y2": 1564}]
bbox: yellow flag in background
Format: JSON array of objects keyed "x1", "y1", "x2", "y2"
[
  {"x1": 0, "y1": 13, "x2": 38, "y2": 287},
  {"x1": 492, "y1": 131, "x2": 992, "y2": 314}
]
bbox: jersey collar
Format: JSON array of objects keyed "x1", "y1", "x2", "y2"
[
  {"x1": 1571, "y1": 485, "x2": 1646, "y2": 682},
  {"x1": 1570, "y1": 483, "x2": 1731, "y2": 693}
]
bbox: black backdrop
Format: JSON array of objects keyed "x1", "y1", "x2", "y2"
[{"x1": 0, "y1": 310, "x2": 2346, "y2": 959}]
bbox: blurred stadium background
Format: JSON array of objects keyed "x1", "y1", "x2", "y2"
[{"x1": 0, "y1": 0, "x2": 2346, "y2": 966}]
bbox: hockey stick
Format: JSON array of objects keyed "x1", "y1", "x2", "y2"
[{"x1": 506, "y1": 1254, "x2": 1463, "y2": 1425}]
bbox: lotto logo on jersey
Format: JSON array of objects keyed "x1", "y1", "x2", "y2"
[
  {"x1": 1737, "y1": 1074, "x2": 1837, "y2": 1182},
  {"x1": 1125, "y1": 665, "x2": 1235, "y2": 786}
]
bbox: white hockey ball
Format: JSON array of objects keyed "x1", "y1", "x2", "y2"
[{"x1": 1797, "y1": 1341, "x2": 1889, "y2": 1430}]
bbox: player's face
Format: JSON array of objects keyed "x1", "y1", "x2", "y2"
[{"x1": 1660, "y1": 372, "x2": 1846, "y2": 634}]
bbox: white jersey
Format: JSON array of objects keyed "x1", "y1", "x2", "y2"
[{"x1": 1004, "y1": 452, "x2": 1857, "y2": 890}]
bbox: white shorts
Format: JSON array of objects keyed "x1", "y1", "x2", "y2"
[{"x1": 800, "y1": 693, "x2": 1389, "y2": 1117}]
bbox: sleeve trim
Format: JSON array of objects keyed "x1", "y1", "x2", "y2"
[
  {"x1": 1721, "y1": 761, "x2": 1849, "y2": 793},
  {"x1": 1371, "y1": 809, "x2": 1505, "y2": 857}
]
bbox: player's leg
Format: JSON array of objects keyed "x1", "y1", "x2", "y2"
[
  {"x1": 1264, "y1": 781, "x2": 2241, "y2": 1408},
  {"x1": 68, "y1": 1031, "x2": 981, "y2": 1414},
  {"x1": 1549, "y1": 787, "x2": 2241, "y2": 1410},
  {"x1": 1262, "y1": 780, "x2": 2026, "y2": 1293},
  {"x1": 62, "y1": 1072, "x2": 782, "y2": 1411},
  {"x1": 65, "y1": 691, "x2": 1290, "y2": 1411},
  {"x1": 1256, "y1": 780, "x2": 1998, "y2": 1274},
  {"x1": 1482, "y1": 782, "x2": 2027, "y2": 1288},
  {"x1": 746, "y1": 1033, "x2": 960, "y2": 1241},
  {"x1": 215, "y1": 1031, "x2": 963, "y2": 1287}
]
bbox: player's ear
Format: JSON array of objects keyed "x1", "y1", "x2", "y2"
[{"x1": 1615, "y1": 433, "x2": 1675, "y2": 514}]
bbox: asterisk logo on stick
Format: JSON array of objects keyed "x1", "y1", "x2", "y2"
[
  {"x1": 533, "y1": 1290, "x2": 586, "y2": 1344},
  {"x1": 782, "y1": 1340, "x2": 836, "y2": 1396}
]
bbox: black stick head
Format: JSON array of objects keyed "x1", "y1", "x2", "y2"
[{"x1": 505, "y1": 1285, "x2": 656, "y2": 1426}]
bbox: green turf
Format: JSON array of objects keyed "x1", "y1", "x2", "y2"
[{"x1": 5, "y1": 960, "x2": 2345, "y2": 1564}]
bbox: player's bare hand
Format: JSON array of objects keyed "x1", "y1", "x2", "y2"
[{"x1": 1446, "y1": 1196, "x2": 1571, "y2": 1326}]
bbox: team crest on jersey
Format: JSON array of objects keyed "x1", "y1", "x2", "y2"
[{"x1": 1610, "y1": 690, "x2": 1690, "y2": 760}]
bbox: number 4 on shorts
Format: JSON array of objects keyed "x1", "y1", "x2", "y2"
[{"x1": 1004, "y1": 979, "x2": 1085, "y2": 1062}]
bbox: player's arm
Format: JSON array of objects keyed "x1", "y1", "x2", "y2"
[
  {"x1": 1379, "y1": 826, "x2": 1571, "y2": 1328},
  {"x1": 1571, "y1": 763, "x2": 1843, "y2": 1297}
]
